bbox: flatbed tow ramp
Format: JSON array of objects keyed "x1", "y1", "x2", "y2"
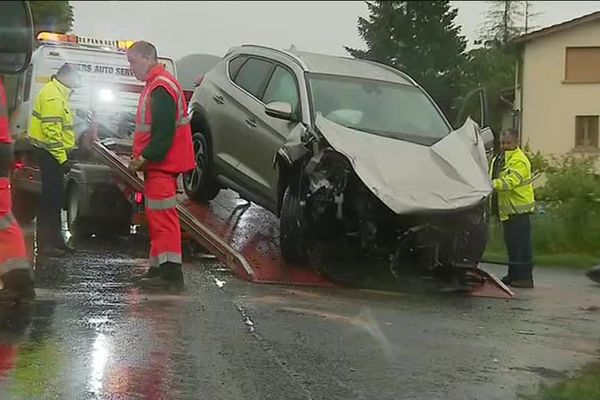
[{"x1": 91, "y1": 140, "x2": 514, "y2": 299}]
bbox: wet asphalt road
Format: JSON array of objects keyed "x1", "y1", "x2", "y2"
[{"x1": 0, "y1": 233, "x2": 599, "y2": 400}]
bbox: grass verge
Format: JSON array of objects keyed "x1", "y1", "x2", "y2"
[
  {"x1": 484, "y1": 216, "x2": 600, "y2": 269},
  {"x1": 523, "y1": 360, "x2": 600, "y2": 400},
  {"x1": 483, "y1": 251, "x2": 600, "y2": 269}
]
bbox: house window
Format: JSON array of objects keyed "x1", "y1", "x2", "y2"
[
  {"x1": 575, "y1": 115, "x2": 599, "y2": 149},
  {"x1": 565, "y1": 47, "x2": 600, "y2": 83}
]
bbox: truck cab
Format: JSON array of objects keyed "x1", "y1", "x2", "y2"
[{"x1": 7, "y1": 32, "x2": 176, "y2": 237}]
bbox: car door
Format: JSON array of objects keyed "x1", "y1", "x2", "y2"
[
  {"x1": 218, "y1": 57, "x2": 275, "y2": 182},
  {"x1": 235, "y1": 63, "x2": 302, "y2": 208},
  {"x1": 206, "y1": 56, "x2": 274, "y2": 178}
]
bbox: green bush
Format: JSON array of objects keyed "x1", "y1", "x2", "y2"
[
  {"x1": 536, "y1": 155, "x2": 600, "y2": 253},
  {"x1": 523, "y1": 144, "x2": 550, "y2": 178}
]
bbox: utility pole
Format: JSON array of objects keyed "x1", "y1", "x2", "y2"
[
  {"x1": 523, "y1": 1, "x2": 540, "y2": 35},
  {"x1": 503, "y1": 1, "x2": 509, "y2": 44}
]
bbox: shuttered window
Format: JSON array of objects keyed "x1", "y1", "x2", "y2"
[{"x1": 565, "y1": 47, "x2": 600, "y2": 83}]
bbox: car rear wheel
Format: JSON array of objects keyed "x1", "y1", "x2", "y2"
[
  {"x1": 183, "y1": 132, "x2": 220, "y2": 202},
  {"x1": 280, "y1": 181, "x2": 308, "y2": 263}
]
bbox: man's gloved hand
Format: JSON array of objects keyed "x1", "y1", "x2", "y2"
[
  {"x1": 128, "y1": 156, "x2": 146, "y2": 173},
  {"x1": 62, "y1": 160, "x2": 74, "y2": 175}
]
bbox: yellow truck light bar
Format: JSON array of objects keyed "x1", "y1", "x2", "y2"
[
  {"x1": 37, "y1": 32, "x2": 77, "y2": 44},
  {"x1": 37, "y1": 32, "x2": 135, "y2": 51}
]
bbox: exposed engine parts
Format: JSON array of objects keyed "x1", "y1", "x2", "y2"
[{"x1": 299, "y1": 146, "x2": 488, "y2": 281}]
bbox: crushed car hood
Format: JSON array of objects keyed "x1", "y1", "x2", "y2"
[{"x1": 315, "y1": 115, "x2": 492, "y2": 214}]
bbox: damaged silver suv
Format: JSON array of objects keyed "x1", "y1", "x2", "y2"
[{"x1": 186, "y1": 45, "x2": 494, "y2": 276}]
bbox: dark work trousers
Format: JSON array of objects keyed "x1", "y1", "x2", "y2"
[
  {"x1": 502, "y1": 213, "x2": 533, "y2": 280},
  {"x1": 34, "y1": 148, "x2": 65, "y2": 250}
]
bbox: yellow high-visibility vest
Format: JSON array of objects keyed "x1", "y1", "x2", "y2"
[
  {"x1": 28, "y1": 77, "x2": 75, "y2": 164},
  {"x1": 490, "y1": 147, "x2": 535, "y2": 221}
]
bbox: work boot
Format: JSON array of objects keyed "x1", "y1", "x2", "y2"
[
  {"x1": 510, "y1": 278, "x2": 534, "y2": 289},
  {"x1": 133, "y1": 266, "x2": 161, "y2": 282},
  {"x1": 586, "y1": 265, "x2": 600, "y2": 284},
  {"x1": 0, "y1": 269, "x2": 36, "y2": 305},
  {"x1": 138, "y1": 263, "x2": 184, "y2": 292}
]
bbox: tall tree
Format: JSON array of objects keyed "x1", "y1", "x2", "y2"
[
  {"x1": 345, "y1": 1, "x2": 467, "y2": 119},
  {"x1": 30, "y1": 1, "x2": 74, "y2": 35},
  {"x1": 459, "y1": 1, "x2": 534, "y2": 133},
  {"x1": 479, "y1": 0, "x2": 524, "y2": 48}
]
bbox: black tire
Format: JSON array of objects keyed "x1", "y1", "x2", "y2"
[
  {"x1": 67, "y1": 184, "x2": 94, "y2": 238},
  {"x1": 280, "y1": 182, "x2": 308, "y2": 263},
  {"x1": 11, "y1": 189, "x2": 38, "y2": 224},
  {"x1": 67, "y1": 184, "x2": 131, "y2": 239},
  {"x1": 183, "y1": 132, "x2": 220, "y2": 202}
]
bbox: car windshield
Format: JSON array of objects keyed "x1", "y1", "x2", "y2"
[{"x1": 308, "y1": 74, "x2": 451, "y2": 145}]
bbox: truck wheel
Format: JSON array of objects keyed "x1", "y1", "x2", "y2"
[
  {"x1": 183, "y1": 132, "x2": 220, "y2": 202},
  {"x1": 11, "y1": 189, "x2": 38, "y2": 224},
  {"x1": 67, "y1": 184, "x2": 94, "y2": 238},
  {"x1": 280, "y1": 182, "x2": 308, "y2": 263}
]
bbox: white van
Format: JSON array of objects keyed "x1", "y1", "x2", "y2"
[
  {"x1": 10, "y1": 33, "x2": 176, "y2": 144},
  {"x1": 9, "y1": 32, "x2": 176, "y2": 237}
]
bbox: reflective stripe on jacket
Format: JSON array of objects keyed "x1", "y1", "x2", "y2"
[
  {"x1": 490, "y1": 147, "x2": 535, "y2": 221},
  {"x1": 0, "y1": 178, "x2": 29, "y2": 276},
  {"x1": 132, "y1": 64, "x2": 195, "y2": 174},
  {"x1": 28, "y1": 77, "x2": 75, "y2": 164}
]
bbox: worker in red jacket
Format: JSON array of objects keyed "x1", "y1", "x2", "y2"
[
  {"x1": 126, "y1": 41, "x2": 195, "y2": 291},
  {"x1": 0, "y1": 78, "x2": 35, "y2": 303}
]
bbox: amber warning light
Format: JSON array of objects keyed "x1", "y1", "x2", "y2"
[{"x1": 37, "y1": 32, "x2": 135, "y2": 51}]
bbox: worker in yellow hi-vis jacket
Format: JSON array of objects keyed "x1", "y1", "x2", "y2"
[
  {"x1": 28, "y1": 64, "x2": 80, "y2": 257},
  {"x1": 490, "y1": 129, "x2": 535, "y2": 289}
]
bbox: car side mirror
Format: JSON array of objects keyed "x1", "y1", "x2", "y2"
[
  {"x1": 193, "y1": 74, "x2": 204, "y2": 87},
  {"x1": 265, "y1": 101, "x2": 294, "y2": 121},
  {"x1": 455, "y1": 87, "x2": 488, "y2": 130},
  {"x1": 0, "y1": 1, "x2": 34, "y2": 74},
  {"x1": 481, "y1": 127, "x2": 495, "y2": 152}
]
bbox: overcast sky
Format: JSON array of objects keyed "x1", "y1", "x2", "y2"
[{"x1": 71, "y1": 1, "x2": 600, "y2": 61}]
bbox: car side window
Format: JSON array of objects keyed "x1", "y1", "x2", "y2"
[
  {"x1": 233, "y1": 58, "x2": 274, "y2": 98},
  {"x1": 227, "y1": 56, "x2": 247, "y2": 80},
  {"x1": 262, "y1": 66, "x2": 300, "y2": 116}
]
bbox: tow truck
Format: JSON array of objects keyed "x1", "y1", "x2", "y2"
[{"x1": 7, "y1": 32, "x2": 183, "y2": 237}]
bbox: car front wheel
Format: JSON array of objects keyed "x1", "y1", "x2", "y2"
[
  {"x1": 280, "y1": 181, "x2": 308, "y2": 263},
  {"x1": 183, "y1": 132, "x2": 220, "y2": 202}
]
